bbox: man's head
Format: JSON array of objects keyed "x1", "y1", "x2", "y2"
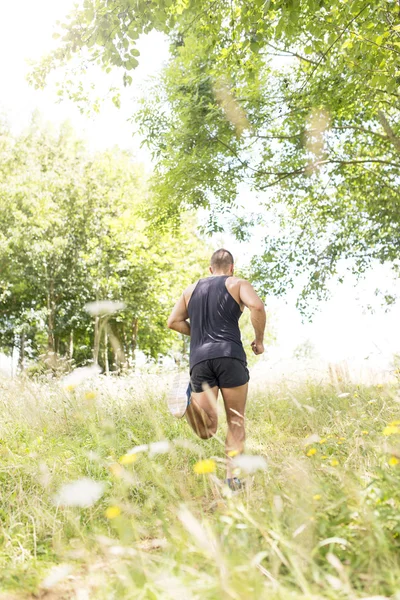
[{"x1": 209, "y1": 248, "x2": 234, "y2": 275}]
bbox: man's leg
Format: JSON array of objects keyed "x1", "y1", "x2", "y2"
[
  {"x1": 221, "y1": 383, "x2": 248, "y2": 478},
  {"x1": 185, "y1": 386, "x2": 218, "y2": 439}
]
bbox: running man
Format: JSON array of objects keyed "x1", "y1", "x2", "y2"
[{"x1": 167, "y1": 249, "x2": 266, "y2": 487}]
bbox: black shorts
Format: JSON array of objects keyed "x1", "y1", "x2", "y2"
[{"x1": 190, "y1": 357, "x2": 249, "y2": 393}]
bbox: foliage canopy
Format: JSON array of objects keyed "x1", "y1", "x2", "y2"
[{"x1": 34, "y1": 0, "x2": 400, "y2": 309}]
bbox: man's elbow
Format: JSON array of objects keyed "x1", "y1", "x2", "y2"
[
  {"x1": 167, "y1": 317, "x2": 175, "y2": 329},
  {"x1": 250, "y1": 301, "x2": 265, "y2": 313}
]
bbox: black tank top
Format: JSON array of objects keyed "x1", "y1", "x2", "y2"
[{"x1": 187, "y1": 276, "x2": 247, "y2": 370}]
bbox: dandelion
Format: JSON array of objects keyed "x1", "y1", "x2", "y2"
[
  {"x1": 330, "y1": 459, "x2": 339, "y2": 467},
  {"x1": 339, "y1": 437, "x2": 346, "y2": 441},
  {"x1": 105, "y1": 506, "x2": 121, "y2": 519},
  {"x1": 62, "y1": 365, "x2": 101, "y2": 390},
  {"x1": 307, "y1": 448, "x2": 317, "y2": 457},
  {"x1": 389, "y1": 456, "x2": 399, "y2": 466},
  {"x1": 84, "y1": 391, "x2": 96, "y2": 400},
  {"x1": 232, "y1": 454, "x2": 268, "y2": 473},
  {"x1": 119, "y1": 453, "x2": 137, "y2": 465},
  {"x1": 84, "y1": 300, "x2": 125, "y2": 316},
  {"x1": 126, "y1": 444, "x2": 149, "y2": 454},
  {"x1": 53, "y1": 478, "x2": 105, "y2": 507},
  {"x1": 361, "y1": 430, "x2": 369, "y2": 435},
  {"x1": 319, "y1": 438, "x2": 327, "y2": 444},
  {"x1": 193, "y1": 459, "x2": 216, "y2": 474},
  {"x1": 42, "y1": 564, "x2": 73, "y2": 590},
  {"x1": 227, "y1": 449, "x2": 239, "y2": 457},
  {"x1": 376, "y1": 384, "x2": 383, "y2": 389},
  {"x1": 149, "y1": 441, "x2": 170, "y2": 455},
  {"x1": 109, "y1": 463, "x2": 123, "y2": 477},
  {"x1": 383, "y1": 425, "x2": 400, "y2": 436},
  {"x1": 321, "y1": 455, "x2": 328, "y2": 460},
  {"x1": 313, "y1": 494, "x2": 321, "y2": 501},
  {"x1": 389, "y1": 420, "x2": 400, "y2": 426}
]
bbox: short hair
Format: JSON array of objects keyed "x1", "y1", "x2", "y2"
[{"x1": 210, "y1": 248, "x2": 234, "y2": 271}]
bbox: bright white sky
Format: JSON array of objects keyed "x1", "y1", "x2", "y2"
[{"x1": 1, "y1": 0, "x2": 400, "y2": 370}]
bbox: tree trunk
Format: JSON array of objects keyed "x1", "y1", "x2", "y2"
[
  {"x1": 93, "y1": 316, "x2": 100, "y2": 365},
  {"x1": 104, "y1": 327, "x2": 109, "y2": 375},
  {"x1": 69, "y1": 329, "x2": 74, "y2": 360},
  {"x1": 132, "y1": 318, "x2": 138, "y2": 367},
  {"x1": 18, "y1": 332, "x2": 25, "y2": 373}
]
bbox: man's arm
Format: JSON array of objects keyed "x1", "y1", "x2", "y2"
[
  {"x1": 239, "y1": 280, "x2": 266, "y2": 355},
  {"x1": 167, "y1": 292, "x2": 191, "y2": 336}
]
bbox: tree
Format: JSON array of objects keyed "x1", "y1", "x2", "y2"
[
  {"x1": 32, "y1": 0, "x2": 400, "y2": 311},
  {"x1": 0, "y1": 116, "x2": 209, "y2": 371}
]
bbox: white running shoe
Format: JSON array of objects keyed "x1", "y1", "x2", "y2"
[{"x1": 167, "y1": 373, "x2": 192, "y2": 418}]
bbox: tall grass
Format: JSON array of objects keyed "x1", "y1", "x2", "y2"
[{"x1": 1, "y1": 373, "x2": 400, "y2": 599}]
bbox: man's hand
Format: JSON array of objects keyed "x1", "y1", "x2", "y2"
[{"x1": 251, "y1": 340, "x2": 264, "y2": 355}]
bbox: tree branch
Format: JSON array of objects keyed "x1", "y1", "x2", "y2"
[{"x1": 377, "y1": 110, "x2": 400, "y2": 153}]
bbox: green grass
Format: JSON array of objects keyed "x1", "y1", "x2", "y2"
[{"x1": 1, "y1": 374, "x2": 400, "y2": 599}]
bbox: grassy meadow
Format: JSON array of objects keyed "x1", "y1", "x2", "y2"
[{"x1": 1, "y1": 371, "x2": 400, "y2": 599}]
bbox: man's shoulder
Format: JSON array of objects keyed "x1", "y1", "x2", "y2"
[
  {"x1": 226, "y1": 276, "x2": 248, "y2": 286},
  {"x1": 183, "y1": 281, "x2": 199, "y2": 303}
]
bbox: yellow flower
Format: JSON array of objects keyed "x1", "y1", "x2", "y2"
[
  {"x1": 383, "y1": 425, "x2": 400, "y2": 436},
  {"x1": 319, "y1": 438, "x2": 327, "y2": 444},
  {"x1": 321, "y1": 455, "x2": 328, "y2": 460},
  {"x1": 84, "y1": 391, "x2": 96, "y2": 400},
  {"x1": 306, "y1": 448, "x2": 317, "y2": 457},
  {"x1": 313, "y1": 494, "x2": 321, "y2": 501},
  {"x1": 227, "y1": 450, "x2": 239, "y2": 457},
  {"x1": 330, "y1": 459, "x2": 339, "y2": 467},
  {"x1": 193, "y1": 459, "x2": 216, "y2": 474},
  {"x1": 353, "y1": 392, "x2": 359, "y2": 398},
  {"x1": 361, "y1": 430, "x2": 369, "y2": 435},
  {"x1": 339, "y1": 437, "x2": 346, "y2": 441},
  {"x1": 389, "y1": 420, "x2": 400, "y2": 426},
  {"x1": 119, "y1": 453, "x2": 137, "y2": 465},
  {"x1": 389, "y1": 456, "x2": 399, "y2": 466},
  {"x1": 109, "y1": 463, "x2": 123, "y2": 477},
  {"x1": 65, "y1": 384, "x2": 75, "y2": 392},
  {"x1": 105, "y1": 506, "x2": 121, "y2": 519},
  {"x1": 376, "y1": 384, "x2": 383, "y2": 389}
]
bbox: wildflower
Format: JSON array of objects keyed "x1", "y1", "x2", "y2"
[
  {"x1": 361, "y1": 430, "x2": 369, "y2": 435},
  {"x1": 376, "y1": 384, "x2": 383, "y2": 389},
  {"x1": 53, "y1": 478, "x2": 105, "y2": 507},
  {"x1": 353, "y1": 392, "x2": 359, "y2": 398},
  {"x1": 389, "y1": 420, "x2": 400, "y2": 426},
  {"x1": 306, "y1": 448, "x2": 317, "y2": 457},
  {"x1": 321, "y1": 455, "x2": 328, "y2": 460},
  {"x1": 313, "y1": 494, "x2": 321, "y2": 501},
  {"x1": 319, "y1": 438, "x2": 327, "y2": 444},
  {"x1": 119, "y1": 453, "x2": 137, "y2": 465},
  {"x1": 193, "y1": 459, "x2": 216, "y2": 474},
  {"x1": 233, "y1": 454, "x2": 268, "y2": 473},
  {"x1": 330, "y1": 459, "x2": 339, "y2": 467},
  {"x1": 42, "y1": 564, "x2": 73, "y2": 590},
  {"x1": 84, "y1": 391, "x2": 96, "y2": 400},
  {"x1": 85, "y1": 300, "x2": 125, "y2": 316},
  {"x1": 383, "y1": 425, "x2": 400, "y2": 436},
  {"x1": 389, "y1": 456, "x2": 399, "y2": 467},
  {"x1": 105, "y1": 506, "x2": 121, "y2": 519},
  {"x1": 227, "y1": 450, "x2": 239, "y2": 457},
  {"x1": 63, "y1": 365, "x2": 101, "y2": 390},
  {"x1": 109, "y1": 463, "x2": 123, "y2": 477},
  {"x1": 127, "y1": 444, "x2": 149, "y2": 454},
  {"x1": 339, "y1": 437, "x2": 346, "y2": 441},
  {"x1": 149, "y1": 441, "x2": 170, "y2": 455}
]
